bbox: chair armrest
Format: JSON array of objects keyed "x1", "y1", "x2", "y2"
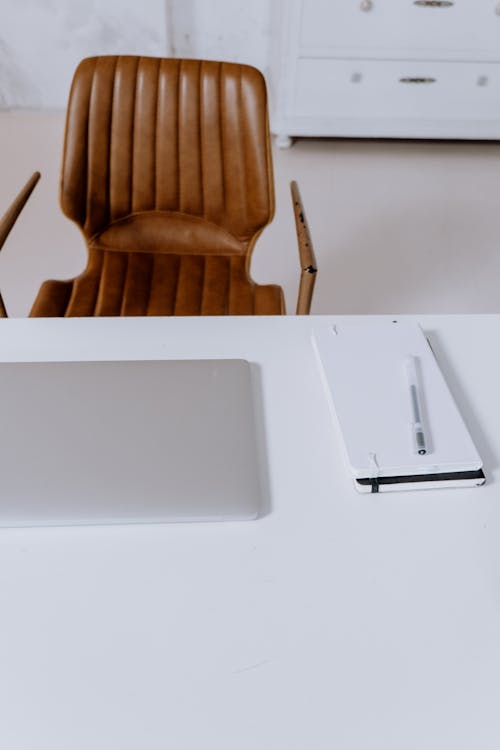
[
  {"x1": 290, "y1": 180, "x2": 317, "y2": 315},
  {"x1": 0, "y1": 171, "x2": 41, "y2": 250},
  {"x1": 0, "y1": 171, "x2": 41, "y2": 317}
]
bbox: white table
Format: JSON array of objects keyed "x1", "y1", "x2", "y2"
[{"x1": 0, "y1": 315, "x2": 499, "y2": 750}]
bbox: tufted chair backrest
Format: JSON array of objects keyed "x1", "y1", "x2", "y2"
[{"x1": 61, "y1": 56, "x2": 275, "y2": 258}]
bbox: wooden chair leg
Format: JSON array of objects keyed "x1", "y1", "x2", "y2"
[{"x1": 290, "y1": 180, "x2": 317, "y2": 315}]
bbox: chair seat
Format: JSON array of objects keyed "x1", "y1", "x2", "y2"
[{"x1": 29, "y1": 249, "x2": 285, "y2": 317}]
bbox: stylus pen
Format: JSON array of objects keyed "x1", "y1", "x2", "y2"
[{"x1": 404, "y1": 356, "x2": 428, "y2": 456}]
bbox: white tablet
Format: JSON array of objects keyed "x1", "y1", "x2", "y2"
[{"x1": 313, "y1": 321, "x2": 485, "y2": 493}]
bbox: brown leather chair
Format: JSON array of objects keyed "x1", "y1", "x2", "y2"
[{"x1": 3, "y1": 57, "x2": 317, "y2": 317}]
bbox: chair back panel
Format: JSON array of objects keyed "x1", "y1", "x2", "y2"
[{"x1": 61, "y1": 56, "x2": 274, "y2": 248}]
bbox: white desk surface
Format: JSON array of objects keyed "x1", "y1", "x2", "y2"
[{"x1": 0, "y1": 315, "x2": 499, "y2": 750}]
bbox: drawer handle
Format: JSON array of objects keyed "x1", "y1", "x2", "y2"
[
  {"x1": 399, "y1": 77, "x2": 436, "y2": 83},
  {"x1": 414, "y1": 1, "x2": 454, "y2": 6},
  {"x1": 360, "y1": 0, "x2": 374, "y2": 11}
]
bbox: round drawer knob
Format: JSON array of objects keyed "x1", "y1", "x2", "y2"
[{"x1": 360, "y1": 0, "x2": 373, "y2": 11}]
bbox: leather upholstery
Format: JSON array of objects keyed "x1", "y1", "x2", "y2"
[{"x1": 30, "y1": 56, "x2": 285, "y2": 317}]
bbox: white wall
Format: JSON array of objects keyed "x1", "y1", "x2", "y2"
[
  {"x1": 168, "y1": 0, "x2": 271, "y2": 74},
  {"x1": 0, "y1": 0, "x2": 168, "y2": 108},
  {"x1": 0, "y1": 0, "x2": 271, "y2": 109}
]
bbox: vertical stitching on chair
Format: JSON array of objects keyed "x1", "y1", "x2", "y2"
[
  {"x1": 146, "y1": 254, "x2": 156, "y2": 315},
  {"x1": 172, "y1": 57, "x2": 181, "y2": 210},
  {"x1": 151, "y1": 60, "x2": 160, "y2": 210},
  {"x1": 63, "y1": 281, "x2": 75, "y2": 318},
  {"x1": 106, "y1": 56, "x2": 118, "y2": 227},
  {"x1": 77, "y1": 57, "x2": 96, "y2": 230},
  {"x1": 144, "y1": 254, "x2": 154, "y2": 315},
  {"x1": 94, "y1": 249, "x2": 107, "y2": 315},
  {"x1": 85, "y1": 59, "x2": 98, "y2": 234},
  {"x1": 198, "y1": 60, "x2": 204, "y2": 219},
  {"x1": 218, "y1": 62, "x2": 225, "y2": 214},
  {"x1": 154, "y1": 59, "x2": 160, "y2": 211},
  {"x1": 225, "y1": 256, "x2": 231, "y2": 314},
  {"x1": 174, "y1": 59, "x2": 180, "y2": 211},
  {"x1": 130, "y1": 57, "x2": 140, "y2": 214},
  {"x1": 199, "y1": 254, "x2": 206, "y2": 314},
  {"x1": 65, "y1": 282, "x2": 77, "y2": 318},
  {"x1": 120, "y1": 253, "x2": 131, "y2": 315},
  {"x1": 227, "y1": 255, "x2": 233, "y2": 314},
  {"x1": 177, "y1": 60, "x2": 182, "y2": 213},
  {"x1": 92, "y1": 250, "x2": 103, "y2": 316},
  {"x1": 173, "y1": 254, "x2": 181, "y2": 315},
  {"x1": 238, "y1": 66, "x2": 248, "y2": 231}
]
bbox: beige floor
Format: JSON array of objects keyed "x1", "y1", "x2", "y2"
[{"x1": 1, "y1": 110, "x2": 500, "y2": 317}]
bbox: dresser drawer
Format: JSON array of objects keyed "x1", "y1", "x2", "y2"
[
  {"x1": 291, "y1": 59, "x2": 500, "y2": 121},
  {"x1": 299, "y1": 0, "x2": 500, "y2": 59}
]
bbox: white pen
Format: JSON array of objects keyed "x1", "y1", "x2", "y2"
[{"x1": 404, "y1": 356, "x2": 428, "y2": 456}]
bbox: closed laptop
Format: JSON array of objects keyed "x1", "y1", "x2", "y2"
[{"x1": 0, "y1": 359, "x2": 265, "y2": 526}]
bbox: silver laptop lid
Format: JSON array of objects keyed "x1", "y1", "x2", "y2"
[{"x1": 0, "y1": 359, "x2": 265, "y2": 526}]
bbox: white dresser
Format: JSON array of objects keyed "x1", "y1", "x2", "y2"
[{"x1": 270, "y1": 0, "x2": 500, "y2": 145}]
